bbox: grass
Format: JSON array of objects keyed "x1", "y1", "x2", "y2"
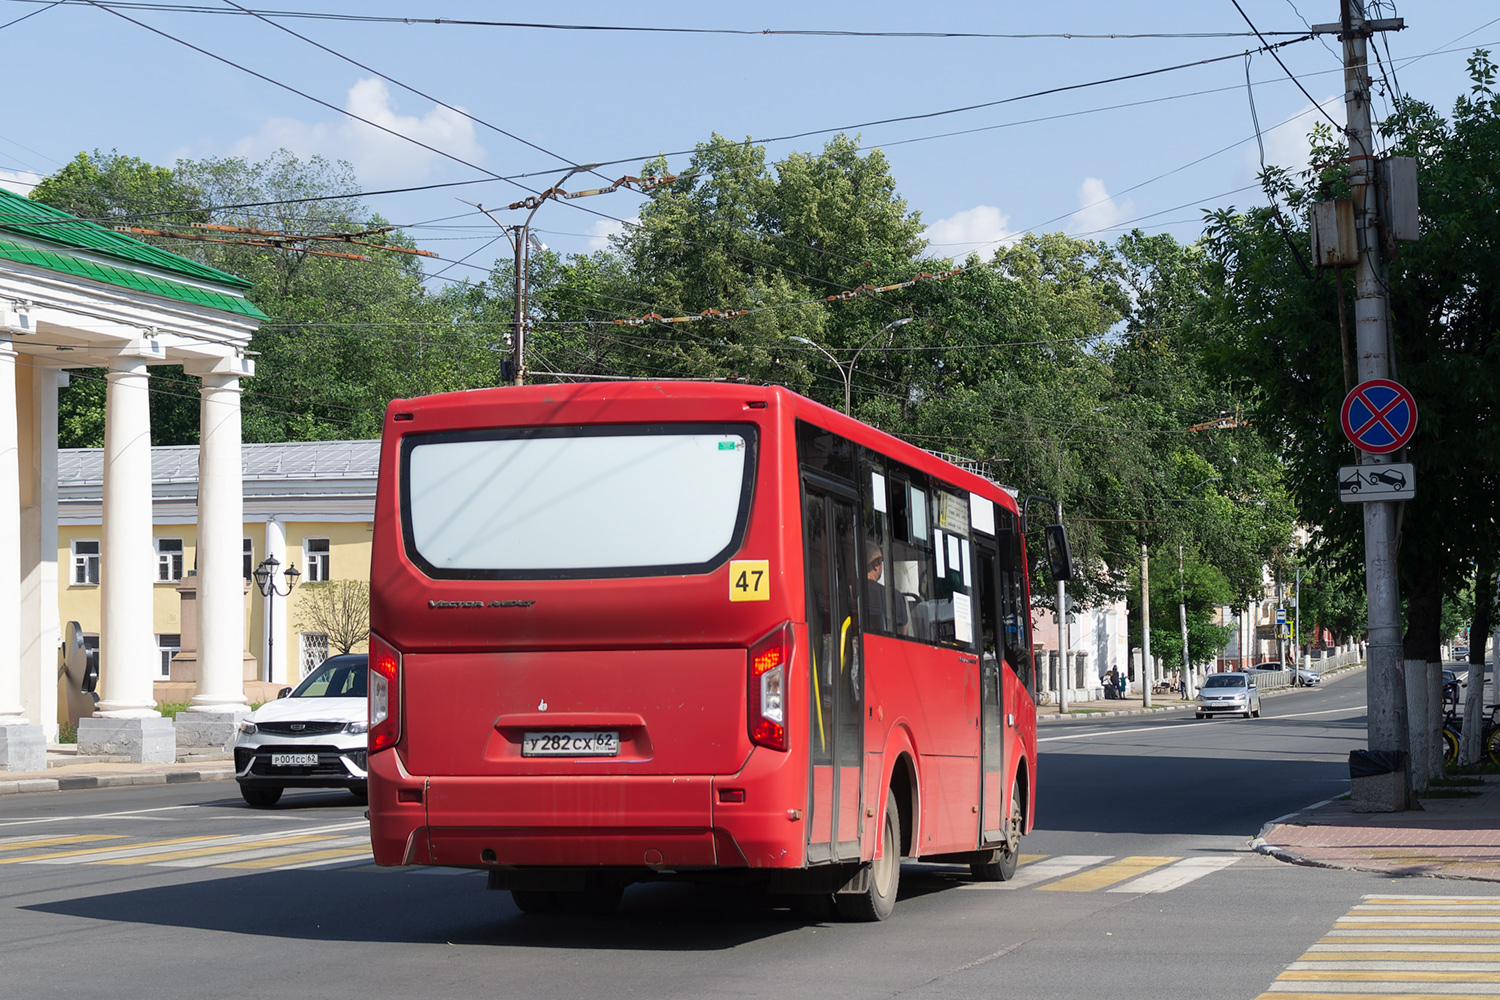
[
  {"x1": 58, "y1": 720, "x2": 77, "y2": 744},
  {"x1": 1417, "y1": 787, "x2": 1482, "y2": 799}
]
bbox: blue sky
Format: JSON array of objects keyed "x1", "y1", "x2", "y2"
[{"x1": 3, "y1": 0, "x2": 1496, "y2": 295}]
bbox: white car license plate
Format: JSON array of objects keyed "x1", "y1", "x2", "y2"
[
  {"x1": 271, "y1": 753, "x2": 318, "y2": 767},
  {"x1": 522, "y1": 731, "x2": 620, "y2": 757}
]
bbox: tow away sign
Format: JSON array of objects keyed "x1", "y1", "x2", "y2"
[{"x1": 1338, "y1": 462, "x2": 1415, "y2": 502}]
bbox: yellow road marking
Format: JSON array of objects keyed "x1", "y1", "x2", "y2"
[
  {"x1": 216, "y1": 845, "x2": 371, "y2": 869},
  {"x1": 89, "y1": 835, "x2": 333, "y2": 866},
  {"x1": 1019, "y1": 854, "x2": 1046, "y2": 864},
  {"x1": 1036, "y1": 856, "x2": 1178, "y2": 893},
  {"x1": 0, "y1": 835, "x2": 220, "y2": 864},
  {"x1": 1302, "y1": 951, "x2": 1500, "y2": 962},
  {"x1": 1281, "y1": 970, "x2": 1500, "y2": 982},
  {"x1": 1362, "y1": 898, "x2": 1500, "y2": 906},
  {"x1": 0, "y1": 835, "x2": 124, "y2": 852},
  {"x1": 1321, "y1": 937, "x2": 1500, "y2": 944},
  {"x1": 1336, "y1": 922, "x2": 1500, "y2": 929}
]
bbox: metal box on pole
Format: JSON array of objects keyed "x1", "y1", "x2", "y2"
[{"x1": 1310, "y1": 199, "x2": 1358, "y2": 268}]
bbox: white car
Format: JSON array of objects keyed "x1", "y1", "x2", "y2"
[
  {"x1": 233, "y1": 653, "x2": 369, "y2": 808},
  {"x1": 1196, "y1": 672, "x2": 1263, "y2": 719}
]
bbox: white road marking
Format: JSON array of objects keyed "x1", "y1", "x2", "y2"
[
  {"x1": 1107, "y1": 856, "x2": 1241, "y2": 893},
  {"x1": 959, "y1": 855, "x2": 1112, "y2": 890}
]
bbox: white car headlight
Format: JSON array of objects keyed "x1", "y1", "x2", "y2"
[
  {"x1": 344, "y1": 720, "x2": 369, "y2": 735},
  {"x1": 238, "y1": 720, "x2": 257, "y2": 735}
]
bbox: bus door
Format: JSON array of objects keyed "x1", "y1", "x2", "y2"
[
  {"x1": 802, "y1": 482, "x2": 865, "y2": 864},
  {"x1": 974, "y1": 540, "x2": 1007, "y2": 843}
]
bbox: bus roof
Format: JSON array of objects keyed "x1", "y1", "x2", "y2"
[{"x1": 386, "y1": 380, "x2": 1020, "y2": 513}]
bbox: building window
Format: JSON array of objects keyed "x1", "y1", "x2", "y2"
[
  {"x1": 304, "y1": 537, "x2": 330, "y2": 582},
  {"x1": 243, "y1": 538, "x2": 254, "y2": 581},
  {"x1": 72, "y1": 540, "x2": 100, "y2": 586},
  {"x1": 156, "y1": 538, "x2": 185, "y2": 583},
  {"x1": 299, "y1": 632, "x2": 330, "y2": 678},
  {"x1": 157, "y1": 634, "x2": 181, "y2": 680}
]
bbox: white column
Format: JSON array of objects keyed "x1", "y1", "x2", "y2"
[
  {"x1": 95, "y1": 355, "x2": 158, "y2": 718},
  {"x1": 19, "y1": 367, "x2": 63, "y2": 738},
  {"x1": 0, "y1": 338, "x2": 24, "y2": 721},
  {"x1": 189, "y1": 373, "x2": 247, "y2": 711},
  {"x1": 263, "y1": 517, "x2": 288, "y2": 683}
]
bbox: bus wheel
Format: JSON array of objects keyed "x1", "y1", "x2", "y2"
[
  {"x1": 510, "y1": 890, "x2": 561, "y2": 915},
  {"x1": 970, "y1": 783, "x2": 1022, "y2": 882},
  {"x1": 836, "y1": 789, "x2": 901, "y2": 922}
]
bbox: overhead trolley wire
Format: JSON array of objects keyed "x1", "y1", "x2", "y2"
[{"x1": 18, "y1": 3, "x2": 1311, "y2": 39}]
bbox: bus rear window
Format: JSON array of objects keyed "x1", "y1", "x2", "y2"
[{"x1": 401, "y1": 425, "x2": 756, "y2": 579}]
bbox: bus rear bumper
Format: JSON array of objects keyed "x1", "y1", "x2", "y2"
[{"x1": 369, "y1": 756, "x2": 803, "y2": 870}]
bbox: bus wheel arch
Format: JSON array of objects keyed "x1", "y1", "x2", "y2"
[{"x1": 886, "y1": 751, "x2": 917, "y2": 859}]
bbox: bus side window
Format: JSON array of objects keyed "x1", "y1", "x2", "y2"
[
  {"x1": 997, "y1": 526, "x2": 1033, "y2": 691},
  {"x1": 860, "y1": 457, "x2": 903, "y2": 636},
  {"x1": 889, "y1": 472, "x2": 933, "y2": 641},
  {"x1": 929, "y1": 490, "x2": 974, "y2": 650}
]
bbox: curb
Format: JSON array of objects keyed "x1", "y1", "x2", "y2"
[{"x1": 0, "y1": 767, "x2": 234, "y2": 797}]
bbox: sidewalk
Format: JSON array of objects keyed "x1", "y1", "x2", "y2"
[
  {"x1": 0, "y1": 744, "x2": 233, "y2": 796},
  {"x1": 1254, "y1": 775, "x2": 1500, "y2": 883}
]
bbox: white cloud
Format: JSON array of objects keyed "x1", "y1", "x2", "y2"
[
  {"x1": 584, "y1": 216, "x2": 636, "y2": 253},
  {"x1": 231, "y1": 77, "x2": 484, "y2": 188},
  {"x1": 1068, "y1": 178, "x2": 1134, "y2": 236},
  {"x1": 0, "y1": 169, "x2": 41, "y2": 196},
  {"x1": 922, "y1": 204, "x2": 1014, "y2": 258},
  {"x1": 1252, "y1": 94, "x2": 1342, "y2": 174}
]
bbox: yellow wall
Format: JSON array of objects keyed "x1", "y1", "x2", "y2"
[{"x1": 58, "y1": 518, "x2": 372, "y2": 675}]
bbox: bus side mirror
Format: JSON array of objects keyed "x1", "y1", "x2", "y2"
[{"x1": 1045, "y1": 524, "x2": 1074, "y2": 583}]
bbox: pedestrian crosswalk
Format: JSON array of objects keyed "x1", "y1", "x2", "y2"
[
  {"x1": 1255, "y1": 894, "x2": 1500, "y2": 999},
  {"x1": 0, "y1": 832, "x2": 1243, "y2": 892},
  {"x1": 957, "y1": 853, "x2": 1240, "y2": 893},
  {"x1": 0, "y1": 821, "x2": 372, "y2": 874}
]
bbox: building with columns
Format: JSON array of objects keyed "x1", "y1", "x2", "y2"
[
  {"x1": 56, "y1": 438, "x2": 377, "y2": 702},
  {"x1": 0, "y1": 187, "x2": 264, "y2": 768}
]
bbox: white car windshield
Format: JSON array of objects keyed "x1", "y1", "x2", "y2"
[
  {"x1": 291, "y1": 656, "x2": 367, "y2": 698},
  {"x1": 1203, "y1": 675, "x2": 1246, "y2": 689}
]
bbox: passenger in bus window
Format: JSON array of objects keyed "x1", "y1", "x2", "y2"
[{"x1": 863, "y1": 541, "x2": 909, "y2": 635}]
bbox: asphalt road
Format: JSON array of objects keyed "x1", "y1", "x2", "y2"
[{"x1": 2, "y1": 669, "x2": 1492, "y2": 1000}]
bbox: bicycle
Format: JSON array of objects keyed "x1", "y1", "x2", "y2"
[{"x1": 1441, "y1": 699, "x2": 1500, "y2": 768}]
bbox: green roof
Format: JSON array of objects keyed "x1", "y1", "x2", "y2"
[
  {"x1": 0, "y1": 186, "x2": 254, "y2": 291},
  {"x1": 0, "y1": 237, "x2": 268, "y2": 321}
]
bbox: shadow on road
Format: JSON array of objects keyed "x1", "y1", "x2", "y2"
[
  {"x1": 26, "y1": 872, "x2": 867, "y2": 948},
  {"x1": 1038, "y1": 748, "x2": 1351, "y2": 836}
]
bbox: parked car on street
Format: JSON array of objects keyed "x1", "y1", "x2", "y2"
[
  {"x1": 1250, "y1": 660, "x2": 1321, "y2": 685},
  {"x1": 234, "y1": 653, "x2": 369, "y2": 808},
  {"x1": 1196, "y1": 672, "x2": 1262, "y2": 719}
]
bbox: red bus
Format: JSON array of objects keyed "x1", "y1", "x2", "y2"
[{"x1": 367, "y1": 381, "x2": 1046, "y2": 920}]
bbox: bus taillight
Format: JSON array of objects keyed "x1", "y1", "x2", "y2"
[
  {"x1": 748, "y1": 622, "x2": 793, "y2": 752},
  {"x1": 369, "y1": 632, "x2": 402, "y2": 754}
]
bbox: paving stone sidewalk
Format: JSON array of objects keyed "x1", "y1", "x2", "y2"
[{"x1": 1254, "y1": 774, "x2": 1500, "y2": 883}]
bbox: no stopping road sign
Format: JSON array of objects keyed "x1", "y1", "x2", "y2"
[{"x1": 1341, "y1": 379, "x2": 1417, "y2": 454}]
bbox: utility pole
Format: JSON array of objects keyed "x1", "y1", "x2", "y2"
[
  {"x1": 1056, "y1": 500, "x2": 1069, "y2": 714},
  {"x1": 1335, "y1": 0, "x2": 1406, "y2": 769},
  {"x1": 1179, "y1": 543, "x2": 1191, "y2": 699},
  {"x1": 1141, "y1": 539, "x2": 1152, "y2": 705},
  {"x1": 510, "y1": 225, "x2": 526, "y2": 387},
  {"x1": 1294, "y1": 565, "x2": 1303, "y2": 680}
]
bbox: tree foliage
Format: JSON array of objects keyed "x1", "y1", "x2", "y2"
[
  {"x1": 293, "y1": 580, "x2": 371, "y2": 655},
  {"x1": 1200, "y1": 51, "x2": 1500, "y2": 661}
]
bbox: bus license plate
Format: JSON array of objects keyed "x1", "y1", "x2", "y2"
[
  {"x1": 522, "y1": 731, "x2": 620, "y2": 757},
  {"x1": 271, "y1": 753, "x2": 318, "y2": 767}
]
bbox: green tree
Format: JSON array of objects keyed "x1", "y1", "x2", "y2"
[{"x1": 1201, "y1": 52, "x2": 1500, "y2": 662}]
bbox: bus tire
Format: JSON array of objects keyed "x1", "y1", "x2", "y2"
[
  {"x1": 970, "y1": 783, "x2": 1023, "y2": 882},
  {"x1": 836, "y1": 788, "x2": 901, "y2": 922}
]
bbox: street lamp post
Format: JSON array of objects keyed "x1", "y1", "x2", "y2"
[
  {"x1": 253, "y1": 555, "x2": 301, "y2": 684},
  {"x1": 791, "y1": 317, "x2": 913, "y2": 414}
]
